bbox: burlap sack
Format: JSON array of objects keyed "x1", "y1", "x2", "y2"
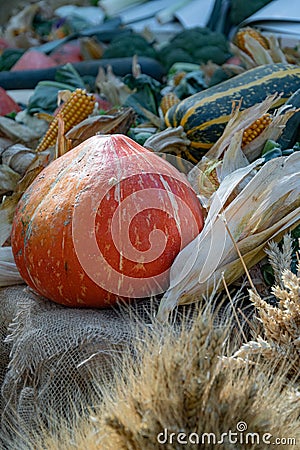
[{"x1": 0, "y1": 284, "x2": 158, "y2": 448}]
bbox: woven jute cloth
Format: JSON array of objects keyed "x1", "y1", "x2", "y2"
[{"x1": 0, "y1": 285, "x2": 158, "y2": 449}]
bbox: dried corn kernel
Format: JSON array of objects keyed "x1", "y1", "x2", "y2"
[
  {"x1": 36, "y1": 88, "x2": 96, "y2": 152},
  {"x1": 242, "y1": 114, "x2": 272, "y2": 147}
]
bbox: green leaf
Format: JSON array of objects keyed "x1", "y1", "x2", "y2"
[
  {"x1": 123, "y1": 74, "x2": 162, "y2": 118},
  {"x1": 261, "y1": 139, "x2": 282, "y2": 155},
  {"x1": 0, "y1": 49, "x2": 24, "y2": 71},
  {"x1": 174, "y1": 70, "x2": 207, "y2": 99},
  {"x1": 261, "y1": 263, "x2": 275, "y2": 286}
]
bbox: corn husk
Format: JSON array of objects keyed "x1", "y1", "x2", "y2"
[
  {"x1": 96, "y1": 65, "x2": 132, "y2": 106},
  {"x1": 65, "y1": 107, "x2": 136, "y2": 149},
  {"x1": 0, "y1": 116, "x2": 42, "y2": 146},
  {"x1": 144, "y1": 126, "x2": 191, "y2": 153},
  {"x1": 243, "y1": 35, "x2": 274, "y2": 65},
  {"x1": 230, "y1": 33, "x2": 288, "y2": 70},
  {"x1": 157, "y1": 151, "x2": 300, "y2": 322},
  {"x1": 267, "y1": 35, "x2": 288, "y2": 64},
  {"x1": 0, "y1": 151, "x2": 50, "y2": 246},
  {"x1": 201, "y1": 93, "x2": 293, "y2": 162},
  {"x1": 0, "y1": 246, "x2": 23, "y2": 287},
  {"x1": 0, "y1": 165, "x2": 21, "y2": 196},
  {"x1": 187, "y1": 94, "x2": 296, "y2": 208},
  {"x1": 80, "y1": 37, "x2": 105, "y2": 60},
  {"x1": 1, "y1": 144, "x2": 36, "y2": 176}
]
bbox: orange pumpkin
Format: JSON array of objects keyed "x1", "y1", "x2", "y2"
[{"x1": 11, "y1": 134, "x2": 204, "y2": 307}]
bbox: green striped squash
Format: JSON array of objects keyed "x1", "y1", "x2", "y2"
[{"x1": 165, "y1": 63, "x2": 300, "y2": 159}]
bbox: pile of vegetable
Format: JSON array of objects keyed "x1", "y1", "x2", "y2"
[
  {"x1": 0, "y1": 1, "x2": 232, "y2": 75},
  {"x1": 0, "y1": 0, "x2": 299, "y2": 315}
]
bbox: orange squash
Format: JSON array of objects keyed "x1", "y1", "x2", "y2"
[{"x1": 11, "y1": 134, "x2": 204, "y2": 307}]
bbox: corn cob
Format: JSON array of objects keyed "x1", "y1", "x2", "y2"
[
  {"x1": 36, "y1": 88, "x2": 96, "y2": 152},
  {"x1": 235, "y1": 27, "x2": 269, "y2": 56},
  {"x1": 173, "y1": 71, "x2": 186, "y2": 86},
  {"x1": 242, "y1": 114, "x2": 272, "y2": 147},
  {"x1": 160, "y1": 92, "x2": 180, "y2": 117}
]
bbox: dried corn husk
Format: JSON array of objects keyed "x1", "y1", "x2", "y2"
[
  {"x1": 144, "y1": 126, "x2": 194, "y2": 174},
  {"x1": 1, "y1": 144, "x2": 36, "y2": 175},
  {"x1": 80, "y1": 37, "x2": 105, "y2": 60},
  {"x1": 0, "y1": 165, "x2": 21, "y2": 196},
  {"x1": 0, "y1": 116, "x2": 42, "y2": 146},
  {"x1": 157, "y1": 152, "x2": 300, "y2": 322},
  {"x1": 0, "y1": 246, "x2": 23, "y2": 287},
  {"x1": 230, "y1": 33, "x2": 288, "y2": 70},
  {"x1": 235, "y1": 27, "x2": 269, "y2": 54},
  {"x1": 241, "y1": 35, "x2": 274, "y2": 65},
  {"x1": 202, "y1": 93, "x2": 293, "y2": 162},
  {"x1": 267, "y1": 35, "x2": 288, "y2": 64},
  {"x1": 0, "y1": 151, "x2": 50, "y2": 246},
  {"x1": 96, "y1": 65, "x2": 132, "y2": 106},
  {"x1": 187, "y1": 94, "x2": 296, "y2": 208},
  {"x1": 65, "y1": 107, "x2": 136, "y2": 149},
  {"x1": 144, "y1": 126, "x2": 190, "y2": 153}
]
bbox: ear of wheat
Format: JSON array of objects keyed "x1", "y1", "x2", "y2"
[{"x1": 233, "y1": 237, "x2": 300, "y2": 380}]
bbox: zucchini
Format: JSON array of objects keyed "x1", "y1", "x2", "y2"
[{"x1": 165, "y1": 63, "x2": 300, "y2": 157}]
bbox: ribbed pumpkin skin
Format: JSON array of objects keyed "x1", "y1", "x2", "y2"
[
  {"x1": 165, "y1": 63, "x2": 300, "y2": 155},
  {"x1": 11, "y1": 134, "x2": 203, "y2": 307}
]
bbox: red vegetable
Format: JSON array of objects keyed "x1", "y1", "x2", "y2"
[
  {"x1": 0, "y1": 87, "x2": 21, "y2": 115},
  {"x1": 50, "y1": 42, "x2": 83, "y2": 65},
  {"x1": 11, "y1": 50, "x2": 57, "y2": 71},
  {"x1": 11, "y1": 134, "x2": 204, "y2": 307}
]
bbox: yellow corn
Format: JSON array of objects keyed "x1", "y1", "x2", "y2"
[
  {"x1": 242, "y1": 114, "x2": 272, "y2": 147},
  {"x1": 235, "y1": 27, "x2": 269, "y2": 56},
  {"x1": 36, "y1": 88, "x2": 96, "y2": 152},
  {"x1": 160, "y1": 92, "x2": 180, "y2": 117}
]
